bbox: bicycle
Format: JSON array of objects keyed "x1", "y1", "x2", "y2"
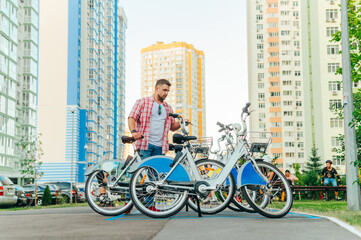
[{"x1": 129, "y1": 103, "x2": 293, "y2": 218}]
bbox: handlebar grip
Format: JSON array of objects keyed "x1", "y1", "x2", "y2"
[
  {"x1": 242, "y1": 102, "x2": 251, "y2": 113},
  {"x1": 217, "y1": 121, "x2": 224, "y2": 128},
  {"x1": 169, "y1": 113, "x2": 180, "y2": 118}
]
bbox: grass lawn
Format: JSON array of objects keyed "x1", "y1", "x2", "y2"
[
  {"x1": 0, "y1": 202, "x2": 88, "y2": 212},
  {"x1": 292, "y1": 200, "x2": 361, "y2": 230}
]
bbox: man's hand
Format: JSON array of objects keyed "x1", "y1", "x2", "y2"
[{"x1": 131, "y1": 132, "x2": 142, "y2": 140}]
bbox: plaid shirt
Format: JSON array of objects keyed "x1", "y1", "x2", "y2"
[{"x1": 128, "y1": 96, "x2": 175, "y2": 154}]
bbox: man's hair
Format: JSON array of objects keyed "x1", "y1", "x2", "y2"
[
  {"x1": 155, "y1": 79, "x2": 171, "y2": 88},
  {"x1": 326, "y1": 160, "x2": 332, "y2": 164},
  {"x1": 285, "y1": 170, "x2": 290, "y2": 173}
]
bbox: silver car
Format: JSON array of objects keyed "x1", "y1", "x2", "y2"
[{"x1": 0, "y1": 176, "x2": 17, "y2": 207}]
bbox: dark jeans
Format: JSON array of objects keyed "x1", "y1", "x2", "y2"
[{"x1": 139, "y1": 144, "x2": 163, "y2": 159}]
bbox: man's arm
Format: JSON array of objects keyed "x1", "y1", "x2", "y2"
[
  {"x1": 128, "y1": 117, "x2": 142, "y2": 139},
  {"x1": 334, "y1": 169, "x2": 342, "y2": 186},
  {"x1": 321, "y1": 168, "x2": 326, "y2": 184}
]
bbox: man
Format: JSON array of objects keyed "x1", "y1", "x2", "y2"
[
  {"x1": 285, "y1": 170, "x2": 299, "y2": 186},
  {"x1": 128, "y1": 79, "x2": 181, "y2": 157},
  {"x1": 321, "y1": 160, "x2": 342, "y2": 201},
  {"x1": 126, "y1": 79, "x2": 181, "y2": 213}
]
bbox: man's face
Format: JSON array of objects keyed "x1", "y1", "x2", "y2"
[
  {"x1": 156, "y1": 84, "x2": 170, "y2": 100},
  {"x1": 285, "y1": 172, "x2": 290, "y2": 178},
  {"x1": 326, "y1": 163, "x2": 331, "y2": 168}
]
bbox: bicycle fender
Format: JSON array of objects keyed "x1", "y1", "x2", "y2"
[
  {"x1": 128, "y1": 156, "x2": 190, "y2": 181},
  {"x1": 84, "y1": 159, "x2": 123, "y2": 176},
  {"x1": 237, "y1": 160, "x2": 267, "y2": 189}
]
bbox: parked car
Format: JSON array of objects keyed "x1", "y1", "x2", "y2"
[
  {"x1": 45, "y1": 182, "x2": 83, "y2": 203},
  {"x1": 76, "y1": 184, "x2": 86, "y2": 203},
  {"x1": 14, "y1": 185, "x2": 27, "y2": 206},
  {"x1": 23, "y1": 184, "x2": 62, "y2": 206},
  {"x1": 0, "y1": 176, "x2": 17, "y2": 207}
]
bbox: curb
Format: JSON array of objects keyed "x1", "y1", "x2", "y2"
[{"x1": 292, "y1": 211, "x2": 361, "y2": 238}]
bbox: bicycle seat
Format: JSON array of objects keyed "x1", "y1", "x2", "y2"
[{"x1": 173, "y1": 134, "x2": 197, "y2": 144}]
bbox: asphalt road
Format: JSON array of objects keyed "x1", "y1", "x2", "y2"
[{"x1": 0, "y1": 206, "x2": 360, "y2": 240}]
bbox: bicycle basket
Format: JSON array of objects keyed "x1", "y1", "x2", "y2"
[
  {"x1": 246, "y1": 132, "x2": 272, "y2": 153},
  {"x1": 191, "y1": 137, "x2": 213, "y2": 155}
]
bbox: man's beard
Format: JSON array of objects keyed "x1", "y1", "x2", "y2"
[{"x1": 158, "y1": 93, "x2": 165, "y2": 101}]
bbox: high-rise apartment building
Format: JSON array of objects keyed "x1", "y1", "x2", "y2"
[
  {"x1": 0, "y1": 0, "x2": 39, "y2": 183},
  {"x1": 247, "y1": 0, "x2": 358, "y2": 173},
  {"x1": 38, "y1": 0, "x2": 127, "y2": 183},
  {"x1": 141, "y1": 41, "x2": 206, "y2": 138}
]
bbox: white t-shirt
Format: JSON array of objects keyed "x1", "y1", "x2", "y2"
[{"x1": 149, "y1": 101, "x2": 166, "y2": 147}]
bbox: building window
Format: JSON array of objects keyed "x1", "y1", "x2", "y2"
[
  {"x1": 258, "y1": 83, "x2": 264, "y2": 89},
  {"x1": 327, "y1": 45, "x2": 339, "y2": 55},
  {"x1": 298, "y1": 152, "x2": 304, "y2": 158},
  {"x1": 297, "y1": 131, "x2": 303, "y2": 138},
  {"x1": 295, "y1": 71, "x2": 301, "y2": 76},
  {"x1": 329, "y1": 99, "x2": 342, "y2": 109},
  {"x1": 257, "y1": 63, "x2": 264, "y2": 69},
  {"x1": 271, "y1": 102, "x2": 281, "y2": 107},
  {"x1": 259, "y1": 103, "x2": 265, "y2": 108},
  {"x1": 256, "y1": 15, "x2": 263, "y2": 20},
  {"x1": 258, "y1": 93, "x2": 265, "y2": 99},
  {"x1": 294, "y1": 51, "x2": 300, "y2": 57},
  {"x1": 328, "y1": 81, "x2": 341, "y2": 91},
  {"x1": 331, "y1": 137, "x2": 342, "y2": 147},
  {"x1": 296, "y1": 111, "x2": 302, "y2": 117},
  {"x1": 326, "y1": 27, "x2": 339, "y2": 37},
  {"x1": 326, "y1": 9, "x2": 338, "y2": 21},
  {"x1": 295, "y1": 61, "x2": 301, "y2": 66},
  {"x1": 257, "y1": 24, "x2": 263, "y2": 30},
  {"x1": 259, "y1": 123, "x2": 266, "y2": 129},
  {"x1": 257, "y1": 44, "x2": 264, "y2": 50},
  {"x1": 257, "y1": 53, "x2": 264, "y2": 59},
  {"x1": 328, "y1": 63, "x2": 340, "y2": 73},
  {"x1": 283, "y1": 90, "x2": 292, "y2": 96},
  {"x1": 286, "y1": 152, "x2": 295, "y2": 158},
  {"x1": 257, "y1": 34, "x2": 263, "y2": 40},
  {"x1": 284, "y1": 121, "x2": 294, "y2": 127},
  {"x1": 296, "y1": 121, "x2": 303, "y2": 127},
  {"x1": 330, "y1": 118, "x2": 343, "y2": 128},
  {"x1": 258, "y1": 73, "x2": 264, "y2": 79},
  {"x1": 295, "y1": 91, "x2": 301, "y2": 97},
  {"x1": 283, "y1": 81, "x2": 292, "y2": 86},
  {"x1": 285, "y1": 142, "x2": 295, "y2": 147},
  {"x1": 296, "y1": 101, "x2": 302, "y2": 107},
  {"x1": 332, "y1": 155, "x2": 343, "y2": 165},
  {"x1": 270, "y1": 91, "x2": 281, "y2": 97},
  {"x1": 284, "y1": 111, "x2": 293, "y2": 116},
  {"x1": 283, "y1": 101, "x2": 293, "y2": 106}
]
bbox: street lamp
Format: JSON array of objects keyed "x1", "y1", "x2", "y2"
[{"x1": 69, "y1": 106, "x2": 77, "y2": 204}]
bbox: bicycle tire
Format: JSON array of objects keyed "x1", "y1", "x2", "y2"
[
  {"x1": 241, "y1": 161, "x2": 293, "y2": 218},
  {"x1": 85, "y1": 170, "x2": 133, "y2": 216},
  {"x1": 187, "y1": 159, "x2": 236, "y2": 214}
]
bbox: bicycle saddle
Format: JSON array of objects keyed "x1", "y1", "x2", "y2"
[
  {"x1": 173, "y1": 133, "x2": 197, "y2": 144},
  {"x1": 121, "y1": 136, "x2": 135, "y2": 144}
]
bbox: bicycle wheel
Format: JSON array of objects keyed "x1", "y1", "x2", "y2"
[
  {"x1": 230, "y1": 190, "x2": 256, "y2": 213},
  {"x1": 129, "y1": 166, "x2": 188, "y2": 218},
  {"x1": 241, "y1": 161, "x2": 293, "y2": 218},
  {"x1": 187, "y1": 159, "x2": 236, "y2": 215},
  {"x1": 85, "y1": 170, "x2": 133, "y2": 216}
]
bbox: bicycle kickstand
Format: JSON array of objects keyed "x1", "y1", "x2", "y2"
[{"x1": 195, "y1": 196, "x2": 202, "y2": 218}]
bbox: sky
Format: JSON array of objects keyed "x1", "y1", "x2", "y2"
[{"x1": 119, "y1": 0, "x2": 249, "y2": 142}]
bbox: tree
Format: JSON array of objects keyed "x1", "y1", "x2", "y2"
[
  {"x1": 17, "y1": 134, "x2": 44, "y2": 205},
  {"x1": 331, "y1": 0, "x2": 361, "y2": 184},
  {"x1": 42, "y1": 185, "x2": 52, "y2": 206},
  {"x1": 303, "y1": 147, "x2": 323, "y2": 186}
]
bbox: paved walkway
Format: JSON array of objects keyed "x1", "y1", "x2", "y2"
[{"x1": 0, "y1": 207, "x2": 359, "y2": 240}]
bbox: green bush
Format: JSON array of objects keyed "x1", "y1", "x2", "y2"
[{"x1": 42, "y1": 185, "x2": 52, "y2": 206}]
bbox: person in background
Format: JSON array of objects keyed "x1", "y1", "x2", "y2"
[
  {"x1": 321, "y1": 160, "x2": 342, "y2": 201},
  {"x1": 285, "y1": 170, "x2": 299, "y2": 186}
]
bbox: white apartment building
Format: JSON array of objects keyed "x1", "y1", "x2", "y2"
[
  {"x1": 247, "y1": 0, "x2": 358, "y2": 173},
  {"x1": 0, "y1": 0, "x2": 39, "y2": 184}
]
